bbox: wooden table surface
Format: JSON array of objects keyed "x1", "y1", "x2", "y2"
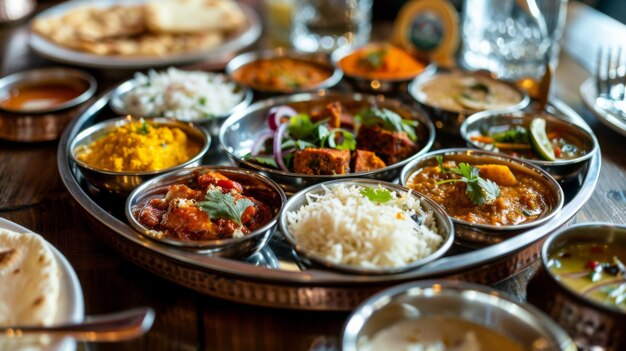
[{"x1": 1, "y1": 2, "x2": 625, "y2": 350}]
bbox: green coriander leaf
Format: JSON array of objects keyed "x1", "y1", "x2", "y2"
[
  {"x1": 196, "y1": 189, "x2": 253, "y2": 226},
  {"x1": 491, "y1": 126, "x2": 529, "y2": 144},
  {"x1": 435, "y1": 162, "x2": 500, "y2": 206},
  {"x1": 135, "y1": 119, "x2": 150, "y2": 135},
  {"x1": 360, "y1": 187, "x2": 393, "y2": 204},
  {"x1": 356, "y1": 108, "x2": 418, "y2": 142},
  {"x1": 358, "y1": 49, "x2": 387, "y2": 69},
  {"x1": 244, "y1": 154, "x2": 278, "y2": 168},
  {"x1": 435, "y1": 156, "x2": 448, "y2": 173},
  {"x1": 325, "y1": 129, "x2": 356, "y2": 150},
  {"x1": 198, "y1": 97, "x2": 207, "y2": 105}
]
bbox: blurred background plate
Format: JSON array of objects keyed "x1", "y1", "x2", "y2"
[
  {"x1": 0, "y1": 217, "x2": 84, "y2": 351},
  {"x1": 28, "y1": 0, "x2": 261, "y2": 70},
  {"x1": 580, "y1": 76, "x2": 626, "y2": 137}
]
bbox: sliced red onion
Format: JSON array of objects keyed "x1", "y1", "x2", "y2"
[
  {"x1": 280, "y1": 148, "x2": 296, "y2": 157},
  {"x1": 267, "y1": 106, "x2": 297, "y2": 130},
  {"x1": 273, "y1": 123, "x2": 289, "y2": 171},
  {"x1": 250, "y1": 131, "x2": 274, "y2": 156}
]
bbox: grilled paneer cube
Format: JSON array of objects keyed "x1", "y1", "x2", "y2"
[
  {"x1": 293, "y1": 148, "x2": 350, "y2": 175},
  {"x1": 356, "y1": 125, "x2": 418, "y2": 164},
  {"x1": 352, "y1": 149, "x2": 386, "y2": 172}
]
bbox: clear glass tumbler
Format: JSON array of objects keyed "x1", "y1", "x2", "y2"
[
  {"x1": 291, "y1": 0, "x2": 373, "y2": 53},
  {"x1": 460, "y1": 0, "x2": 568, "y2": 80}
]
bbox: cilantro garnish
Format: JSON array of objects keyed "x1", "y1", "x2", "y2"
[
  {"x1": 358, "y1": 48, "x2": 387, "y2": 70},
  {"x1": 323, "y1": 129, "x2": 356, "y2": 151},
  {"x1": 135, "y1": 119, "x2": 150, "y2": 135},
  {"x1": 360, "y1": 187, "x2": 393, "y2": 204},
  {"x1": 491, "y1": 126, "x2": 529, "y2": 144},
  {"x1": 435, "y1": 162, "x2": 500, "y2": 206},
  {"x1": 196, "y1": 190, "x2": 253, "y2": 226},
  {"x1": 356, "y1": 108, "x2": 418, "y2": 142}
]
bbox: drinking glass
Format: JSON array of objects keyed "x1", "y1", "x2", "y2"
[
  {"x1": 460, "y1": 0, "x2": 568, "y2": 80},
  {"x1": 264, "y1": 0, "x2": 296, "y2": 47},
  {"x1": 291, "y1": 0, "x2": 373, "y2": 53}
]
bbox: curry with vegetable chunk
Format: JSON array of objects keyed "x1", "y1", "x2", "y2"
[
  {"x1": 232, "y1": 57, "x2": 333, "y2": 92},
  {"x1": 407, "y1": 157, "x2": 553, "y2": 226},
  {"x1": 131, "y1": 171, "x2": 274, "y2": 242},
  {"x1": 548, "y1": 243, "x2": 626, "y2": 312}
]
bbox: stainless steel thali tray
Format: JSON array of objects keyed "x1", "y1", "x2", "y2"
[{"x1": 58, "y1": 91, "x2": 600, "y2": 311}]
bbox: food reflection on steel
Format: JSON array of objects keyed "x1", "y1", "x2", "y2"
[{"x1": 132, "y1": 171, "x2": 273, "y2": 242}]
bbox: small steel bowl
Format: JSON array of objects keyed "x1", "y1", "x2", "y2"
[
  {"x1": 219, "y1": 91, "x2": 435, "y2": 195},
  {"x1": 225, "y1": 48, "x2": 342, "y2": 95},
  {"x1": 278, "y1": 179, "x2": 454, "y2": 274},
  {"x1": 408, "y1": 69, "x2": 530, "y2": 135},
  {"x1": 400, "y1": 148, "x2": 564, "y2": 244},
  {"x1": 527, "y1": 223, "x2": 626, "y2": 351},
  {"x1": 125, "y1": 166, "x2": 286, "y2": 257},
  {"x1": 330, "y1": 43, "x2": 434, "y2": 95},
  {"x1": 460, "y1": 110, "x2": 599, "y2": 182},
  {"x1": 70, "y1": 116, "x2": 210, "y2": 195},
  {"x1": 0, "y1": 67, "x2": 97, "y2": 142},
  {"x1": 342, "y1": 280, "x2": 577, "y2": 351},
  {"x1": 108, "y1": 72, "x2": 253, "y2": 138}
]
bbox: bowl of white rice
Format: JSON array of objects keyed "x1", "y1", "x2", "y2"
[
  {"x1": 279, "y1": 179, "x2": 454, "y2": 274},
  {"x1": 109, "y1": 68, "x2": 252, "y2": 135}
]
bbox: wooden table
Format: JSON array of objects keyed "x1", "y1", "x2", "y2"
[{"x1": 1, "y1": 2, "x2": 625, "y2": 350}]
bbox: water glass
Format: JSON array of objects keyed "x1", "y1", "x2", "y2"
[
  {"x1": 291, "y1": 0, "x2": 372, "y2": 53},
  {"x1": 460, "y1": 0, "x2": 568, "y2": 80}
]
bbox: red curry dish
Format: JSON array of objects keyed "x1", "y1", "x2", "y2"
[
  {"x1": 132, "y1": 171, "x2": 273, "y2": 241},
  {"x1": 407, "y1": 158, "x2": 554, "y2": 226}
]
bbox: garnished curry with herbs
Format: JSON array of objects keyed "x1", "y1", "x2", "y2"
[
  {"x1": 232, "y1": 57, "x2": 333, "y2": 92},
  {"x1": 407, "y1": 157, "x2": 553, "y2": 225},
  {"x1": 548, "y1": 243, "x2": 626, "y2": 311},
  {"x1": 338, "y1": 44, "x2": 427, "y2": 80},
  {"x1": 132, "y1": 171, "x2": 274, "y2": 242}
]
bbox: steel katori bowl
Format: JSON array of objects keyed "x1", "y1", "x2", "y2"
[
  {"x1": 342, "y1": 281, "x2": 576, "y2": 351},
  {"x1": 225, "y1": 48, "x2": 343, "y2": 96},
  {"x1": 408, "y1": 68, "x2": 530, "y2": 135},
  {"x1": 330, "y1": 42, "x2": 435, "y2": 95},
  {"x1": 219, "y1": 91, "x2": 435, "y2": 195},
  {"x1": 460, "y1": 109, "x2": 599, "y2": 182},
  {"x1": 125, "y1": 166, "x2": 286, "y2": 257},
  {"x1": 527, "y1": 223, "x2": 626, "y2": 351},
  {"x1": 400, "y1": 148, "x2": 564, "y2": 244},
  {"x1": 70, "y1": 116, "x2": 210, "y2": 195},
  {"x1": 278, "y1": 179, "x2": 454, "y2": 275}
]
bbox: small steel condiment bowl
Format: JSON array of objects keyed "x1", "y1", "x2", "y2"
[
  {"x1": 0, "y1": 67, "x2": 97, "y2": 142},
  {"x1": 219, "y1": 91, "x2": 435, "y2": 195},
  {"x1": 225, "y1": 48, "x2": 342, "y2": 95},
  {"x1": 342, "y1": 281, "x2": 577, "y2": 351},
  {"x1": 330, "y1": 42, "x2": 434, "y2": 95},
  {"x1": 527, "y1": 223, "x2": 626, "y2": 351},
  {"x1": 125, "y1": 166, "x2": 286, "y2": 257},
  {"x1": 108, "y1": 72, "x2": 253, "y2": 138},
  {"x1": 70, "y1": 116, "x2": 210, "y2": 195},
  {"x1": 400, "y1": 148, "x2": 564, "y2": 244},
  {"x1": 461, "y1": 110, "x2": 599, "y2": 182},
  {"x1": 408, "y1": 69, "x2": 530, "y2": 135},
  {"x1": 278, "y1": 179, "x2": 454, "y2": 275}
]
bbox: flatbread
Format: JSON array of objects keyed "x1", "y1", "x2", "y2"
[
  {"x1": 0, "y1": 229, "x2": 60, "y2": 327},
  {"x1": 146, "y1": 0, "x2": 246, "y2": 34}
]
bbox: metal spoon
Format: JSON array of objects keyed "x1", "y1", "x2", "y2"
[{"x1": 0, "y1": 307, "x2": 155, "y2": 342}]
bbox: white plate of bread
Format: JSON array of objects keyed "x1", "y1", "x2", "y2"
[
  {"x1": 29, "y1": 0, "x2": 262, "y2": 69},
  {"x1": 0, "y1": 217, "x2": 84, "y2": 351}
]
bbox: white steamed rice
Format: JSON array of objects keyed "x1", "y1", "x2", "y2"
[
  {"x1": 286, "y1": 184, "x2": 443, "y2": 269},
  {"x1": 122, "y1": 68, "x2": 244, "y2": 121}
]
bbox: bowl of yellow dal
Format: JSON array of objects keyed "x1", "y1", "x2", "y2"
[{"x1": 70, "y1": 116, "x2": 210, "y2": 195}]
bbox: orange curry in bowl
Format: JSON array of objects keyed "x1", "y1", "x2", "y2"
[
  {"x1": 232, "y1": 57, "x2": 333, "y2": 92},
  {"x1": 406, "y1": 156, "x2": 554, "y2": 226},
  {"x1": 338, "y1": 44, "x2": 427, "y2": 80}
]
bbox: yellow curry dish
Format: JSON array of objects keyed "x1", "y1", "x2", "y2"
[
  {"x1": 406, "y1": 155, "x2": 556, "y2": 226},
  {"x1": 75, "y1": 119, "x2": 201, "y2": 172}
]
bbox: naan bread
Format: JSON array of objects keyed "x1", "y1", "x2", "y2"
[
  {"x1": 0, "y1": 229, "x2": 60, "y2": 327},
  {"x1": 146, "y1": 0, "x2": 246, "y2": 33}
]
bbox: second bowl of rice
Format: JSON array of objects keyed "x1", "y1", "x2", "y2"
[{"x1": 279, "y1": 179, "x2": 454, "y2": 274}]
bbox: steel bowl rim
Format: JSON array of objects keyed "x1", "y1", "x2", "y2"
[
  {"x1": 407, "y1": 68, "x2": 531, "y2": 115},
  {"x1": 218, "y1": 90, "x2": 436, "y2": 179},
  {"x1": 108, "y1": 71, "x2": 253, "y2": 123},
  {"x1": 0, "y1": 67, "x2": 97, "y2": 114},
  {"x1": 225, "y1": 48, "x2": 343, "y2": 94},
  {"x1": 342, "y1": 280, "x2": 576, "y2": 351},
  {"x1": 460, "y1": 109, "x2": 599, "y2": 167},
  {"x1": 400, "y1": 148, "x2": 565, "y2": 232},
  {"x1": 125, "y1": 165, "x2": 287, "y2": 250},
  {"x1": 278, "y1": 178, "x2": 455, "y2": 275},
  {"x1": 69, "y1": 116, "x2": 210, "y2": 176},
  {"x1": 330, "y1": 42, "x2": 435, "y2": 84},
  {"x1": 540, "y1": 222, "x2": 626, "y2": 316}
]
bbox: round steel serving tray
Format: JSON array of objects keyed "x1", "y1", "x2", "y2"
[{"x1": 58, "y1": 91, "x2": 601, "y2": 311}]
